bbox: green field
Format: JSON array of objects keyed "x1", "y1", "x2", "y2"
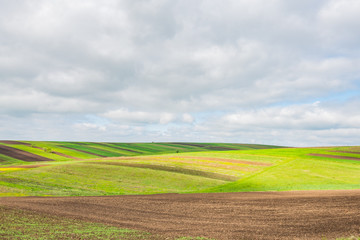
[
  {"x1": 0, "y1": 206, "x2": 213, "y2": 240},
  {"x1": 0, "y1": 206, "x2": 152, "y2": 240},
  {"x1": 1, "y1": 141, "x2": 360, "y2": 239},
  {"x1": 0, "y1": 141, "x2": 282, "y2": 164},
  {"x1": 0, "y1": 141, "x2": 359, "y2": 196}
]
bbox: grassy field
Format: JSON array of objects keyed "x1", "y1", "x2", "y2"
[
  {"x1": 0, "y1": 206, "x2": 212, "y2": 240},
  {"x1": 0, "y1": 206, "x2": 151, "y2": 240},
  {"x1": 0, "y1": 141, "x2": 282, "y2": 164},
  {"x1": 0, "y1": 142, "x2": 359, "y2": 196},
  {"x1": 202, "y1": 147, "x2": 360, "y2": 192},
  {"x1": 1, "y1": 141, "x2": 360, "y2": 239}
]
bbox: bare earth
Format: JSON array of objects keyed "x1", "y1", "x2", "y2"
[
  {"x1": 309, "y1": 153, "x2": 360, "y2": 161},
  {"x1": 0, "y1": 144, "x2": 53, "y2": 162},
  {"x1": 1, "y1": 190, "x2": 360, "y2": 239}
]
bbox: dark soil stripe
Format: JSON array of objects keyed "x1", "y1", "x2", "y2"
[
  {"x1": 1, "y1": 164, "x2": 48, "y2": 169},
  {"x1": 71, "y1": 142, "x2": 87, "y2": 145},
  {"x1": 309, "y1": 153, "x2": 360, "y2": 161},
  {"x1": 87, "y1": 162, "x2": 237, "y2": 181},
  {"x1": 0, "y1": 145, "x2": 53, "y2": 162},
  {"x1": 78, "y1": 143, "x2": 125, "y2": 156},
  {"x1": 1, "y1": 190, "x2": 359, "y2": 240},
  {"x1": 331, "y1": 151, "x2": 360, "y2": 155},
  {"x1": 60, "y1": 146, "x2": 106, "y2": 157},
  {"x1": 0, "y1": 140, "x2": 30, "y2": 146},
  {"x1": 26, "y1": 146, "x2": 79, "y2": 160}
]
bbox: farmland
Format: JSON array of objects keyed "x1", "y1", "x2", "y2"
[
  {"x1": 0, "y1": 140, "x2": 279, "y2": 163},
  {"x1": 1, "y1": 141, "x2": 360, "y2": 239},
  {"x1": 2, "y1": 190, "x2": 360, "y2": 240},
  {"x1": 0, "y1": 141, "x2": 360, "y2": 196}
]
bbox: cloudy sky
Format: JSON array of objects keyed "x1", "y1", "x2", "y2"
[{"x1": 1, "y1": 0, "x2": 359, "y2": 146}]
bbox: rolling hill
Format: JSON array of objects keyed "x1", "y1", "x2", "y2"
[{"x1": 0, "y1": 141, "x2": 359, "y2": 196}]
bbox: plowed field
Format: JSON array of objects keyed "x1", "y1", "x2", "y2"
[
  {"x1": 1, "y1": 190, "x2": 360, "y2": 239},
  {"x1": 0, "y1": 144, "x2": 52, "y2": 162}
]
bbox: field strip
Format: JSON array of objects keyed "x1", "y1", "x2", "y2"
[
  {"x1": 0, "y1": 164, "x2": 48, "y2": 169},
  {"x1": 60, "y1": 146, "x2": 106, "y2": 157},
  {"x1": 169, "y1": 156, "x2": 272, "y2": 166},
  {"x1": 52, "y1": 151, "x2": 82, "y2": 160},
  {"x1": 94, "y1": 143, "x2": 142, "y2": 153},
  {"x1": 1, "y1": 190, "x2": 360, "y2": 240},
  {"x1": 86, "y1": 162, "x2": 238, "y2": 181},
  {"x1": 331, "y1": 150, "x2": 360, "y2": 154},
  {"x1": 90, "y1": 155, "x2": 272, "y2": 166},
  {"x1": 219, "y1": 156, "x2": 294, "y2": 185},
  {"x1": 0, "y1": 140, "x2": 30, "y2": 145},
  {"x1": 170, "y1": 142, "x2": 237, "y2": 150},
  {"x1": 0, "y1": 144, "x2": 53, "y2": 162},
  {"x1": 123, "y1": 158, "x2": 258, "y2": 173},
  {"x1": 309, "y1": 153, "x2": 360, "y2": 161}
]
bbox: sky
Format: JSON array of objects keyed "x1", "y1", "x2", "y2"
[{"x1": 0, "y1": 0, "x2": 359, "y2": 147}]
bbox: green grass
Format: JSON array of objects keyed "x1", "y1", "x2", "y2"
[
  {"x1": 1, "y1": 145, "x2": 360, "y2": 196},
  {"x1": 1, "y1": 144, "x2": 71, "y2": 161},
  {"x1": 57, "y1": 142, "x2": 123, "y2": 157},
  {"x1": 0, "y1": 141, "x2": 285, "y2": 167},
  {"x1": 1, "y1": 143, "x2": 359, "y2": 240},
  {"x1": 0, "y1": 206, "x2": 156, "y2": 240},
  {"x1": 0, "y1": 206, "x2": 214, "y2": 240},
  {"x1": 0, "y1": 154, "x2": 24, "y2": 166},
  {"x1": 25, "y1": 141, "x2": 99, "y2": 159},
  {"x1": 203, "y1": 147, "x2": 360, "y2": 193},
  {"x1": 0, "y1": 162, "x2": 227, "y2": 196}
]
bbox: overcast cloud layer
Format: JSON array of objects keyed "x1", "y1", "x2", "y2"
[{"x1": 1, "y1": 0, "x2": 359, "y2": 146}]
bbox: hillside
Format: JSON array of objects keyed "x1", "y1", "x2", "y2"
[
  {"x1": 0, "y1": 141, "x2": 359, "y2": 196},
  {"x1": 0, "y1": 140, "x2": 281, "y2": 165}
]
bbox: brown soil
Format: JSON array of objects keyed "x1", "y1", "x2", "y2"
[
  {"x1": 332, "y1": 151, "x2": 360, "y2": 155},
  {"x1": 1, "y1": 190, "x2": 360, "y2": 239},
  {"x1": 0, "y1": 140, "x2": 30, "y2": 145},
  {"x1": 9, "y1": 144, "x2": 81, "y2": 160},
  {"x1": 309, "y1": 153, "x2": 360, "y2": 161},
  {"x1": 0, "y1": 145, "x2": 53, "y2": 162},
  {"x1": 1, "y1": 164, "x2": 48, "y2": 169},
  {"x1": 348, "y1": 146, "x2": 360, "y2": 152}
]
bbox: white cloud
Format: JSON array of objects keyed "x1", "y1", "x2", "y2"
[
  {"x1": 0, "y1": 89, "x2": 100, "y2": 115},
  {"x1": 182, "y1": 113, "x2": 194, "y2": 123},
  {"x1": 103, "y1": 108, "x2": 175, "y2": 125},
  {"x1": 74, "y1": 123, "x2": 107, "y2": 131},
  {"x1": 0, "y1": 0, "x2": 359, "y2": 146},
  {"x1": 222, "y1": 102, "x2": 360, "y2": 130},
  {"x1": 318, "y1": 0, "x2": 360, "y2": 48}
]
